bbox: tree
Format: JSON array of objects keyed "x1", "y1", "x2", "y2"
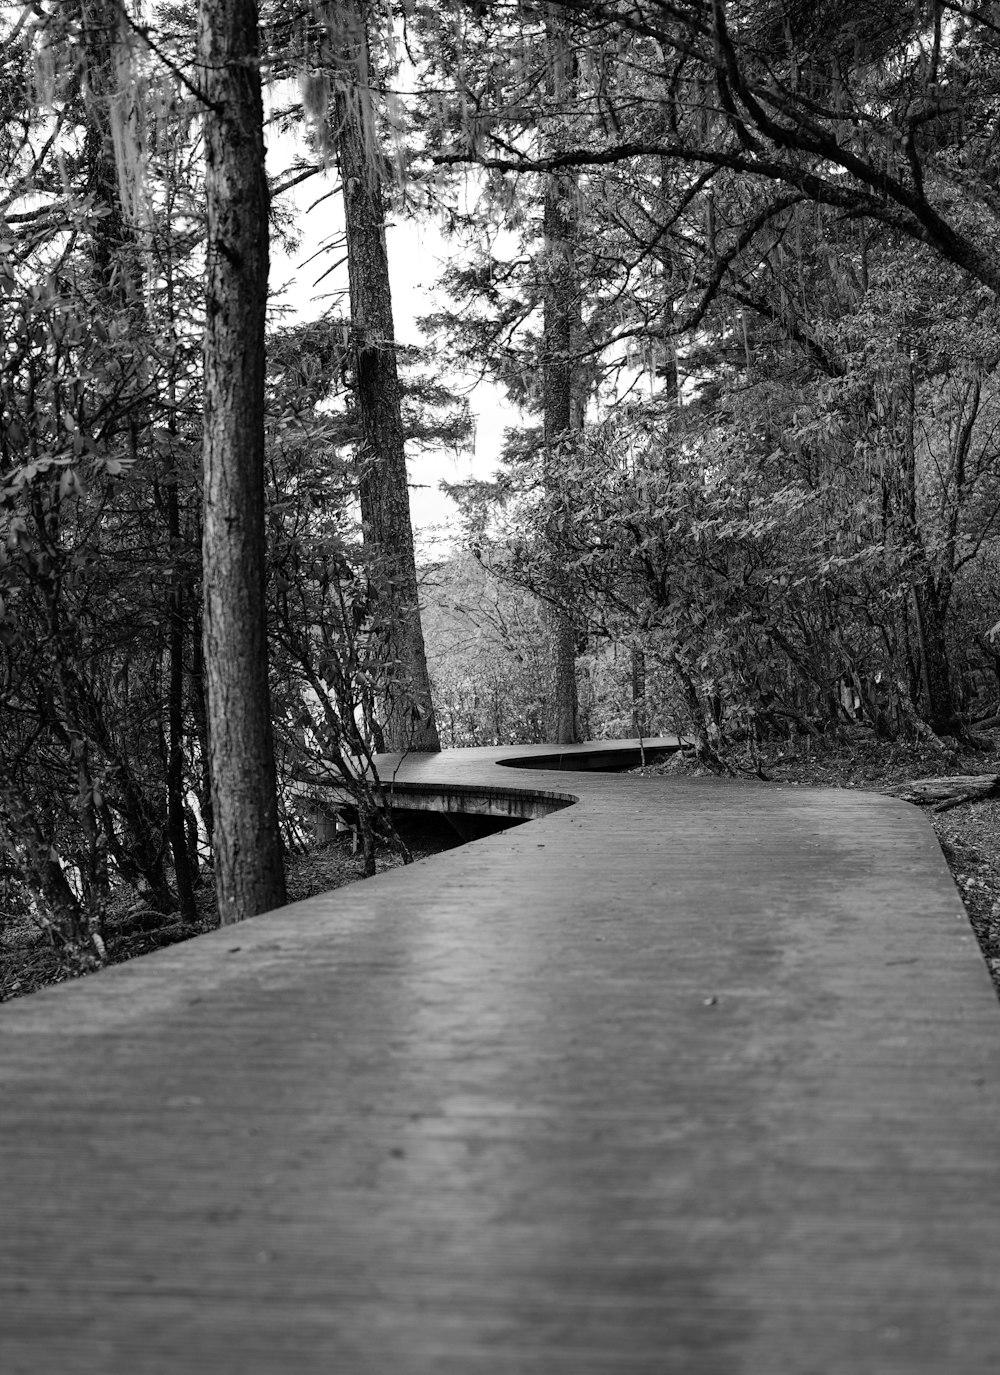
[
  {"x1": 2, "y1": 0, "x2": 483, "y2": 949},
  {"x1": 302, "y1": 0, "x2": 442, "y2": 753},
  {"x1": 540, "y1": 10, "x2": 582, "y2": 743},
  {"x1": 421, "y1": 551, "x2": 551, "y2": 746},
  {"x1": 437, "y1": 2, "x2": 1000, "y2": 304},
  {"x1": 412, "y1": 2, "x2": 1000, "y2": 748},
  {"x1": 411, "y1": 2, "x2": 636, "y2": 742},
  {"x1": 0, "y1": 4, "x2": 198, "y2": 948},
  {"x1": 198, "y1": 0, "x2": 286, "y2": 921}
]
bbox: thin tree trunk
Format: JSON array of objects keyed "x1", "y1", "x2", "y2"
[
  {"x1": 189, "y1": 594, "x2": 214, "y2": 849},
  {"x1": 163, "y1": 239, "x2": 199, "y2": 923},
  {"x1": 76, "y1": 0, "x2": 135, "y2": 290},
  {"x1": 628, "y1": 141, "x2": 678, "y2": 740},
  {"x1": 631, "y1": 647, "x2": 648, "y2": 738},
  {"x1": 542, "y1": 10, "x2": 580, "y2": 745},
  {"x1": 167, "y1": 499, "x2": 198, "y2": 924},
  {"x1": 54, "y1": 0, "x2": 159, "y2": 931},
  {"x1": 330, "y1": 0, "x2": 440, "y2": 754},
  {"x1": 897, "y1": 358, "x2": 958, "y2": 735},
  {"x1": 912, "y1": 578, "x2": 957, "y2": 735},
  {"x1": 199, "y1": 0, "x2": 286, "y2": 923}
]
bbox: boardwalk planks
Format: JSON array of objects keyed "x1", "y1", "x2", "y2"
[{"x1": 2, "y1": 742, "x2": 1000, "y2": 1372}]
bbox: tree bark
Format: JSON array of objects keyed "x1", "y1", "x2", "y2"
[
  {"x1": 331, "y1": 0, "x2": 440, "y2": 754},
  {"x1": 167, "y1": 498, "x2": 198, "y2": 925},
  {"x1": 189, "y1": 595, "x2": 214, "y2": 849},
  {"x1": 64, "y1": 1, "x2": 179, "y2": 923},
  {"x1": 199, "y1": 0, "x2": 286, "y2": 923},
  {"x1": 542, "y1": 12, "x2": 581, "y2": 745},
  {"x1": 628, "y1": 137, "x2": 678, "y2": 742},
  {"x1": 163, "y1": 241, "x2": 199, "y2": 923},
  {"x1": 896, "y1": 358, "x2": 959, "y2": 735},
  {"x1": 895, "y1": 774, "x2": 1000, "y2": 812},
  {"x1": 75, "y1": 0, "x2": 135, "y2": 290}
]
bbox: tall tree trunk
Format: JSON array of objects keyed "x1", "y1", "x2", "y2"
[
  {"x1": 199, "y1": 0, "x2": 286, "y2": 923},
  {"x1": 189, "y1": 592, "x2": 214, "y2": 850},
  {"x1": 897, "y1": 357, "x2": 959, "y2": 735},
  {"x1": 163, "y1": 246, "x2": 199, "y2": 923},
  {"x1": 75, "y1": 0, "x2": 178, "y2": 919},
  {"x1": 76, "y1": 0, "x2": 135, "y2": 290},
  {"x1": 542, "y1": 11, "x2": 581, "y2": 745},
  {"x1": 630, "y1": 143, "x2": 678, "y2": 741},
  {"x1": 330, "y1": 0, "x2": 440, "y2": 754},
  {"x1": 167, "y1": 490, "x2": 198, "y2": 925}
]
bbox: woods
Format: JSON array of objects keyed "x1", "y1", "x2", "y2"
[
  {"x1": 421, "y1": 0, "x2": 1000, "y2": 756},
  {"x1": 3, "y1": 1, "x2": 1000, "y2": 957}
]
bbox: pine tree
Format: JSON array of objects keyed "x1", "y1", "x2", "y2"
[{"x1": 199, "y1": 0, "x2": 286, "y2": 921}]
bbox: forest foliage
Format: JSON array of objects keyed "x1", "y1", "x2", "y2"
[{"x1": 3, "y1": 0, "x2": 1000, "y2": 957}]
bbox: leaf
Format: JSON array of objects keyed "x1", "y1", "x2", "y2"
[{"x1": 58, "y1": 468, "x2": 85, "y2": 501}]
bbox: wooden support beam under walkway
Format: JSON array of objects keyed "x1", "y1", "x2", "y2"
[{"x1": 3, "y1": 739, "x2": 1000, "y2": 1372}]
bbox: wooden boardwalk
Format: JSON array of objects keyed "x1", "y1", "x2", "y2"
[{"x1": 3, "y1": 739, "x2": 1000, "y2": 1373}]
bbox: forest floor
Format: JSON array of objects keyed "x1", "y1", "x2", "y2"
[
  {"x1": 2, "y1": 731, "x2": 999, "y2": 1004},
  {"x1": 0, "y1": 817, "x2": 460, "y2": 1005}
]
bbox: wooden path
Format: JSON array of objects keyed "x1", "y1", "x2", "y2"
[{"x1": 3, "y1": 739, "x2": 1000, "y2": 1373}]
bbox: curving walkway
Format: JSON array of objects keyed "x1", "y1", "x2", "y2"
[{"x1": 3, "y1": 739, "x2": 1000, "y2": 1373}]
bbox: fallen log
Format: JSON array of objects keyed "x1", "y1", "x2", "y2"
[
  {"x1": 970, "y1": 714, "x2": 1000, "y2": 733},
  {"x1": 894, "y1": 774, "x2": 1000, "y2": 813}
]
